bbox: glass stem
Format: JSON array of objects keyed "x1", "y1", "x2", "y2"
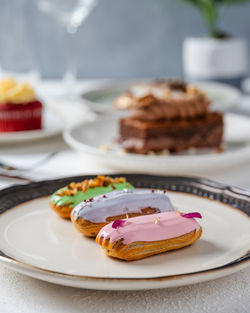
[{"x1": 63, "y1": 25, "x2": 77, "y2": 96}]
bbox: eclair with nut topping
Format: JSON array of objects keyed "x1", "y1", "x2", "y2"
[{"x1": 50, "y1": 176, "x2": 134, "y2": 219}]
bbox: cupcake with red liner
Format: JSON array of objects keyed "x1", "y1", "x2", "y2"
[{"x1": 0, "y1": 78, "x2": 42, "y2": 132}]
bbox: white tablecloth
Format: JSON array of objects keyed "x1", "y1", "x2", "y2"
[
  {"x1": 1, "y1": 265, "x2": 249, "y2": 313},
  {"x1": 0, "y1": 81, "x2": 250, "y2": 313}
]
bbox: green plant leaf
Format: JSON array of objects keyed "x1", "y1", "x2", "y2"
[
  {"x1": 197, "y1": 0, "x2": 218, "y2": 36},
  {"x1": 174, "y1": 0, "x2": 250, "y2": 36}
]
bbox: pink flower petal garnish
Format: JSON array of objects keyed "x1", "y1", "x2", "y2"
[
  {"x1": 112, "y1": 219, "x2": 126, "y2": 229},
  {"x1": 181, "y1": 212, "x2": 202, "y2": 219}
]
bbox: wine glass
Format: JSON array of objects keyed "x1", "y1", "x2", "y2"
[
  {"x1": 36, "y1": 0, "x2": 98, "y2": 97},
  {"x1": 0, "y1": 0, "x2": 39, "y2": 84}
]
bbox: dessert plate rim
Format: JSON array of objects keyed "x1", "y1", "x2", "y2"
[
  {"x1": 0, "y1": 174, "x2": 249, "y2": 290},
  {"x1": 63, "y1": 113, "x2": 250, "y2": 175},
  {"x1": 81, "y1": 79, "x2": 241, "y2": 112}
]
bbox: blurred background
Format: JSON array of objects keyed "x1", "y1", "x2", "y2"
[
  {"x1": 1, "y1": 0, "x2": 250, "y2": 182},
  {"x1": 0, "y1": 0, "x2": 250, "y2": 80}
]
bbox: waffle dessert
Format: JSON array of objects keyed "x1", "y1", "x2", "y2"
[{"x1": 117, "y1": 80, "x2": 223, "y2": 154}]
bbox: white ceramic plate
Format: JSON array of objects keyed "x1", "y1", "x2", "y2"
[
  {"x1": 81, "y1": 80, "x2": 241, "y2": 112},
  {"x1": 0, "y1": 106, "x2": 64, "y2": 143},
  {"x1": 197, "y1": 81, "x2": 241, "y2": 111},
  {"x1": 63, "y1": 113, "x2": 250, "y2": 176},
  {"x1": 0, "y1": 175, "x2": 249, "y2": 290}
]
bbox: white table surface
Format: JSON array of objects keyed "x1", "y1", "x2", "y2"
[{"x1": 0, "y1": 80, "x2": 250, "y2": 313}]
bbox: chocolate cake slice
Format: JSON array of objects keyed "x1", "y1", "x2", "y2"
[
  {"x1": 119, "y1": 112, "x2": 223, "y2": 154},
  {"x1": 117, "y1": 80, "x2": 224, "y2": 154}
]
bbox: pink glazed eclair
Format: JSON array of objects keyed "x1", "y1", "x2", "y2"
[{"x1": 96, "y1": 211, "x2": 202, "y2": 261}]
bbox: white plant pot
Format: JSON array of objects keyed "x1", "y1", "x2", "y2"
[{"x1": 183, "y1": 37, "x2": 248, "y2": 87}]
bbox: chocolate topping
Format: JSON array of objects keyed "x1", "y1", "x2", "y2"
[
  {"x1": 114, "y1": 80, "x2": 210, "y2": 121},
  {"x1": 155, "y1": 79, "x2": 187, "y2": 92},
  {"x1": 130, "y1": 87, "x2": 210, "y2": 122}
]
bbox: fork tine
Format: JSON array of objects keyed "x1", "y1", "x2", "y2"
[
  {"x1": 0, "y1": 162, "x2": 17, "y2": 171},
  {"x1": 0, "y1": 170, "x2": 33, "y2": 182},
  {"x1": 0, "y1": 152, "x2": 58, "y2": 172}
]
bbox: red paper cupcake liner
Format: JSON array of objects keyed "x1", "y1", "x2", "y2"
[{"x1": 0, "y1": 100, "x2": 42, "y2": 132}]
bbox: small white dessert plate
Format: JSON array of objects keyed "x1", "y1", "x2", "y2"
[
  {"x1": 197, "y1": 81, "x2": 241, "y2": 111},
  {"x1": 0, "y1": 106, "x2": 64, "y2": 143},
  {"x1": 63, "y1": 113, "x2": 250, "y2": 176},
  {"x1": 81, "y1": 80, "x2": 241, "y2": 112},
  {"x1": 0, "y1": 175, "x2": 249, "y2": 290}
]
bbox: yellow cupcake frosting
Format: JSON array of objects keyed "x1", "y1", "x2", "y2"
[{"x1": 0, "y1": 78, "x2": 36, "y2": 104}]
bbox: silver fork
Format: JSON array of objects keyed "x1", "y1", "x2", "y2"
[{"x1": 0, "y1": 152, "x2": 58, "y2": 182}]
